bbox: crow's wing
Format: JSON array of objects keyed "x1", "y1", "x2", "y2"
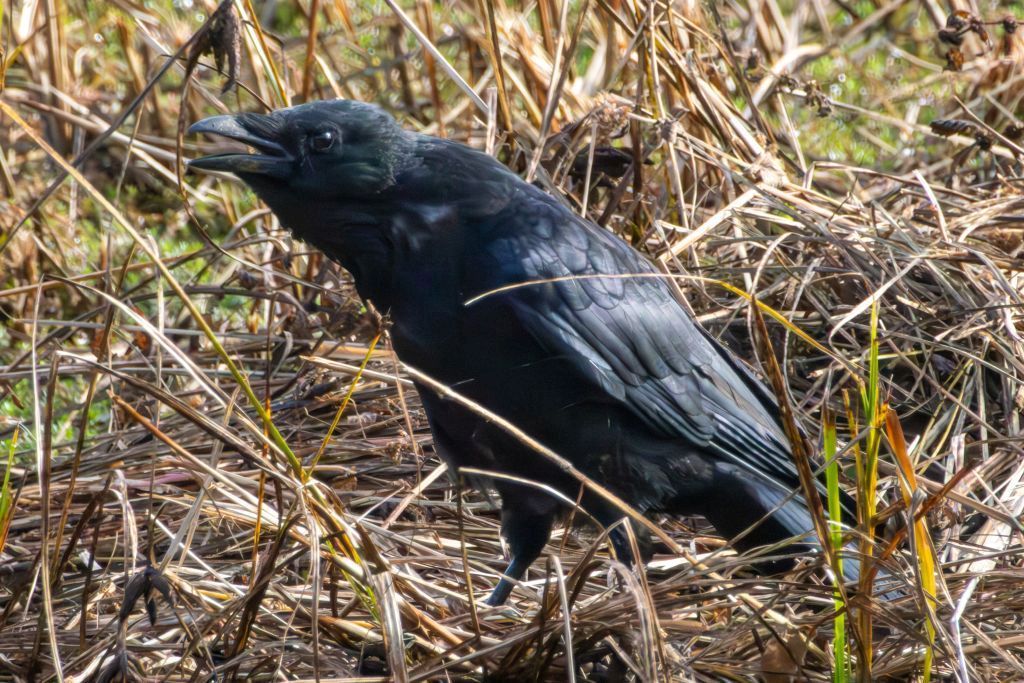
[{"x1": 477, "y1": 194, "x2": 802, "y2": 494}]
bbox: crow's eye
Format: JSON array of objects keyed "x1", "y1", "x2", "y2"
[{"x1": 309, "y1": 130, "x2": 336, "y2": 153}]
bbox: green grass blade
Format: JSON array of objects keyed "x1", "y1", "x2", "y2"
[
  {"x1": 854, "y1": 299, "x2": 881, "y2": 681},
  {"x1": 824, "y1": 412, "x2": 848, "y2": 682},
  {"x1": 0, "y1": 427, "x2": 17, "y2": 556}
]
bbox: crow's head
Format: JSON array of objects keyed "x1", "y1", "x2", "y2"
[{"x1": 188, "y1": 100, "x2": 413, "y2": 205}]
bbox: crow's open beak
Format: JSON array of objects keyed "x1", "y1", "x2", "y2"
[{"x1": 187, "y1": 115, "x2": 292, "y2": 177}]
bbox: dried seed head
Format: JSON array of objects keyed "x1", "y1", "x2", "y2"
[
  {"x1": 185, "y1": 1, "x2": 241, "y2": 94},
  {"x1": 930, "y1": 119, "x2": 976, "y2": 137},
  {"x1": 938, "y1": 27, "x2": 965, "y2": 46},
  {"x1": 591, "y1": 93, "x2": 632, "y2": 141},
  {"x1": 944, "y1": 48, "x2": 965, "y2": 71}
]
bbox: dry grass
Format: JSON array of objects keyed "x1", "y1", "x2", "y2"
[{"x1": 1, "y1": 0, "x2": 1023, "y2": 680}]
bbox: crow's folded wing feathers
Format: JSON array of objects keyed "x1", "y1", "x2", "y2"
[{"x1": 480, "y1": 196, "x2": 802, "y2": 494}]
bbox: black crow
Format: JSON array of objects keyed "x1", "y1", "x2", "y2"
[{"x1": 188, "y1": 100, "x2": 853, "y2": 605}]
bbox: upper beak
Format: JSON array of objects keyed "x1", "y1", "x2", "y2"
[{"x1": 187, "y1": 115, "x2": 291, "y2": 177}]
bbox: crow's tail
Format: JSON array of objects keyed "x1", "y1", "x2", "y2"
[{"x1": 700, "y1": 467, "x2": 899, "y2": 596}]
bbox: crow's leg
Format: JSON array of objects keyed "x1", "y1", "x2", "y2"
[
  {"x1": 486, "y1": 506, "x2": 556, "y2": 606},
  {"x1": 589, "y1": 507, "x2": 646, "y2": 567}
]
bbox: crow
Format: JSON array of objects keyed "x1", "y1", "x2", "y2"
[{"x1": 188, "y1": 100, "x2": 854, "y2": 605}]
